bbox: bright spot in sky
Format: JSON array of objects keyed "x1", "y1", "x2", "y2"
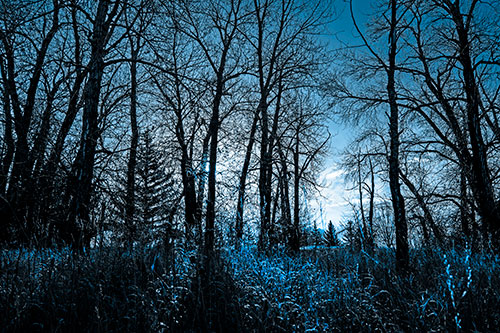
[{"x1": 312, "y1": 165, "x2": 350, "y2": 229}]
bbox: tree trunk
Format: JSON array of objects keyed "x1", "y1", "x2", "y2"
[
  {"x1": 291, "y1": 125, "x2": 301, "y2": 252},
  {"x1": 5, "y1": 2, "x2": 60, "y2": 205},
  {"x1": 0, "y1": 64, "x2": 14, "y2": 196},
  {"x1": 0, "y1": 2, "x2": 60, "y2": 244},
  {"x1": 278, "y1": 143, "x2": 292, "y2": 248},
  {"x1": 367, "y1": 157, "x2": 375, "y2": 249},
  {"x1": 235, "y1": 110, "x2": 259, "y2": 247},
  {"x1": 258, "y1": 98, "x2": 271, "y2": 251},
  {"x1": 387, "y1": 0, "x2": 409, "y2": 273},
  {"x1": 460, "y1": 166, "x2": 471, "y2": 241},
  {"x1": 125, "y1": 44, "x2": 139, "y2": 245},
  {"x1": 64, "y1": 0, "x2": 115, "y2": 250},
  {"x1": 357, "y1": 153, "x2": 368, "y2": 249},
  {"x1": 179, "y1": 133, "x2": 199, "y2": 244},
  {"x1": 43, "y1": 1, "x2": 86, "y2": 178},
  {"x1": 258, "y1": 76, "x2": 283, "y2": 251},
  {"x1": 37, "y1": 3, "x2": 87, "y2": 246},
  {"x1": 0, "y1": 68, "x2": 14, "y2": 243},
  {"x1": 448, "y1": 2, "x2": 500, "y2": 246},
  {"x1": 269, "y1": 174, "x2": 281, "y2": 247},
  {"x1": 204, "y1": 65, "x2": 225, "y2": 255},
  {"x1": 196, "y1": 133, "x2": 211, "y2": 222},
  {"x1": 21, "y1": 82, "x2": 61, "y2": 243}
]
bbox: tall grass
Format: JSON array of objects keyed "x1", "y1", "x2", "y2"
[{"x1": 1, "y1": 245, "x2": 499, "y2": 332}]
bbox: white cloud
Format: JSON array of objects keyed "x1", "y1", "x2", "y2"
[
  {"x1": 311, "y1": 165, "x2": 352, "y2": 229},
  {"x1": 323, "y1": 169, "x2": 344, "y2": 181}
]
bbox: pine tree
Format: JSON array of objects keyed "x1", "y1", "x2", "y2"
[
  {"x1": 323, "y1": 220, "x2": 340, "y2": 247},
  {"x1": 135, "y1": 129, "x2": 175, "y2": 245},
  {"x1": 110, "y1": 128, "x2": 176, "y2": 246}
]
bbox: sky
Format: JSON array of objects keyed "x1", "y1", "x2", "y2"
[{"x1": 310, "y1": 0, "x2": 375, "y2": 229}]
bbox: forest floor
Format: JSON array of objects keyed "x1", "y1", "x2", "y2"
[{"x1": 1, "y1": 244, "x2": 499, "y2": 332}]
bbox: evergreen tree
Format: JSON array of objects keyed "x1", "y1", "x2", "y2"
[
  {"x1": 324, "y1": 220, "x2": 340, "y2": 247},
  {"x1": 110, "y1": 128, "x2": 176, "y2": 246},
  {"x1": 135, "y1": 129, "x2": 175, "y2": 245}
]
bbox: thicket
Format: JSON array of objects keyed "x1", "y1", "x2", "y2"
[{"x1": 1, "y1": 245, "x2": 499, "y2": 332}]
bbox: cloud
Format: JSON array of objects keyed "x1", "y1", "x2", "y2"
[
  {"x1": 311, "y1": 165, "x2": 351, "y2": 228},
  {"x1": 323, "y1": 169, "x2": 344, "y2": 181}
]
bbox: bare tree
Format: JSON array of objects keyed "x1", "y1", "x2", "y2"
[
  {"x1": 347, "y1": 0, "x2": 409, "y2": 271},
  {"x1": 398, "y1": 0, "x2": 500, "y2": 247},
  {"x1": 123, "y1": 1, "x2": 152, "y2": 245},
  {"x1": 0, "y1": 0, "x2": 61, "y2": 244},
  {"x1": 286, "y1": 94, "x2": 329, "y2": 251},
  {"x1": 342, "y1": 148, "x2": 377, "y2": 250},
  {"x1": 246, "y1": 0, "x2": 327, "y2": 250},
  {"x1": 63, "y1": 0, "x2": 126, "y2": 250}
]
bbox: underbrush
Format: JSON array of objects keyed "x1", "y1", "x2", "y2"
[
  {"x1": 228, "y1": 247, "x2": 500, "y2": 331},
  {"x1": 1, "y1": 245, "x2": 499, "y2": 332}
]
